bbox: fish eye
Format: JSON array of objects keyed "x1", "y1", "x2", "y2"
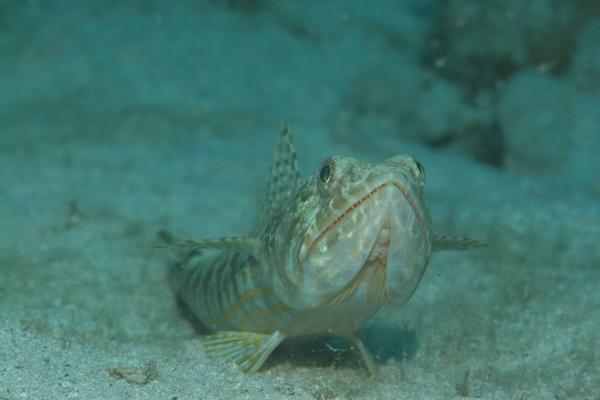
[
  {"x1": 414, "y1": 159, "x2": 425, "y2": 185},
  {"x1": 319, "y1": 161, "x2": 333, "y2": 184}
]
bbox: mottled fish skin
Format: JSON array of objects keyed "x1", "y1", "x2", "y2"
[{"x1": 166, "y1": 123, "x2": 484, "y2": 374}]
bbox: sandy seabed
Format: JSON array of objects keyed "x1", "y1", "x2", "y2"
[{"x1": 1, "y1": 1, "x2": 599, "y2": 399}]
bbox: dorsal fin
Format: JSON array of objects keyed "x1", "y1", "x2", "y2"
[
  {"x1": 258, "y1": 121, "x2": 301, "y2": 223},
  {"x1": 433, "y1": 235, "x2": 488, "y2": 252}
]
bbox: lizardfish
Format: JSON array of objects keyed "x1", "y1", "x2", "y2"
[{"x1": 163, "y1": 123, "x2": 484, "y2": 374}]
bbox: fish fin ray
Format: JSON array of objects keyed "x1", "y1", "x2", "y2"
[
  {"x1": 433, "y1": 235, "x2": 488, "y2": 252},
  {"x1": 258, "y1": 120, "x2": 301, "y2": 224},
  {"x1": 172, "y1": 237, "x2": 263, "y2": 259},
  {"x1": 203, "y1": 331, "x2": 286, "y2": 373},
  {"x1": 324, "y1": 263, "x2": 369, "y2": 307},
  {"x1": 342, "y1": 332, "x2": 378, "y2": 375},
  {"x1": 157, "y1": 229, "x2": 204, "y2": 269},
  {"x1": 365, "y1": 260, "x2": 391, "y2": 306}
]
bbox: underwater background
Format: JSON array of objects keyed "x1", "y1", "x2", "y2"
[{"x1": 1, "y1": 1, "x2": 599, "y2": 399}]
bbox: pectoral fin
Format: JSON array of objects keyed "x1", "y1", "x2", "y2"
[
  {"x1": 433, "y1": 234, "x2": 487, "y2": 252},
  {"x1": 324, "y1": 261, "x2": 369, "y2": 307},
  {"x1": 203, "y1": 330, "x2": 286, "y2": 373},
  {"x1": 341, "y1": 332, "x2": 377, "y2": 375},
  {"x1": 365, "y1": 259, "x2": 391, "y2": 306},
  {"x1": 172, "y1": 237, "x2": 263, "y2": 259}
]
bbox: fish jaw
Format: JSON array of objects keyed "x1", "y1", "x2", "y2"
[
  {"x1": 380, "y1": 182, "x2": 432, "y2": 306},
  {"x1": 299, "y1": 181, "x2": 431, "y2": 310},
  {"x1": 299, "y1": 186, "x2": 388, "y2": 306},
  {"x1": 263, "y1": 155, "x2": 432, "y2": 311},
  {"x1": 316, "y1": 181, "x2": 432, "y2": 309}
]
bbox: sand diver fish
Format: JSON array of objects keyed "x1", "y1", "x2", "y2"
[{"x1": 163, "y1": 123, "x2": 484, "y2": 374}]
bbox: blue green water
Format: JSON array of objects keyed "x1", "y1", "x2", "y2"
[{"x1": 1, "y1": 1, "x2": 599, "y2": 399}]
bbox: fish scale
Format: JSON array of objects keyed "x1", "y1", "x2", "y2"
[{"x1": 164, "y1": 122, "x2": 486, "y2": 374}]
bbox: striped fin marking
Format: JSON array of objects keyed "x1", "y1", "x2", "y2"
[
  {"x1": 170, "y1": 237, "x2": 268, "y2": 327},
  {"x1": 209, "y1": 261, "x2": 290, "y2": 331},
  {"x1": 186, "y1": 256, "x2": 213, "y2": 320},
  {"x1": 212, "y1": 287, "x2": 266, "y2": 325},
  {"x1": 203, "y1": 330, "x2": 286, "y2": 373},
  {"x1": 204, "y1": 252, "x2": 248, "y2": 327},
  {"x1": 185, "y1": 248, "x2": 289, "y2": 332},
  {"x1": 173, "y1": 237, "x2": 262, "y2": 258},
  {"x1": 432, "y1": 235, "x2": 488, "y2": 252}
]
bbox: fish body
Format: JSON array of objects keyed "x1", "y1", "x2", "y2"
[{"x1": 166, "y1": 123, "x2": 484, "y2": 373}]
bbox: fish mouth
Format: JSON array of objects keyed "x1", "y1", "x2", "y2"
[{"x1": 306, "y1": 180, "x2": 426, "y2": 257}]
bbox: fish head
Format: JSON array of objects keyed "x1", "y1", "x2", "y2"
[{"x1": 267, "y1": 154, "x2": 433, "y2": 310}]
